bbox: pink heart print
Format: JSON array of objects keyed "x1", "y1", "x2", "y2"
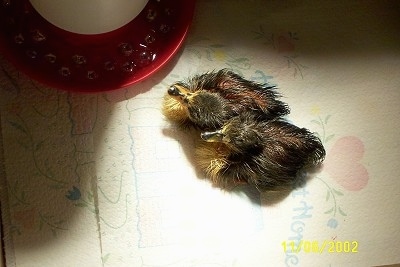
[
  {"x1": 323, "y1": 136, "x2": 369, "y2": 191},
  {"x1": 277, "y1": 35, "x2": 295, "y2": 53}
]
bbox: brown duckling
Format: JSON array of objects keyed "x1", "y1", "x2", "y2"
[
  {"x1": 162, "y1": 69, "x2": 290, "y2": 130},
  {"x1": 195, "y1": 112, "x2": 325, "y2": 191}
]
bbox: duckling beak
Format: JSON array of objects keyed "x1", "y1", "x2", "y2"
[
  {"x1": 201, "y1": 129, "x2": 224, "y2": 142},
  {"x1": 168, "y1": 85, "x2": 184, "y2": 97},
  {"x1": 167, "y1": 84, "x2": 191, "y2": 99}
]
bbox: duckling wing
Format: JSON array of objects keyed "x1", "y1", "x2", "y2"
[
  {"x1": 266, "y1": 120, "x2": 324, "y2": 160},
  {"x1": 187, "y1": 69, "x2": 290, "y2": 118},
  {"x1": 229, "y1": 119, "x2": 325, "y2": 190}
]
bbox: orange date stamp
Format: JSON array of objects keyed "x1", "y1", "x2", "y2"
[{"x1": 282, "y1": 240, "x2": 359, "y2": 254}]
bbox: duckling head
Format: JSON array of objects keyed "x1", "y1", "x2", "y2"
[
  {"x1": 201, "y1": 115, "x2": 264, "y2": 153},
  {"x1": 165, "y1": 84, "x2": 230, "y2": 129}
]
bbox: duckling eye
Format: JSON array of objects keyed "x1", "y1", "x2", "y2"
[{"x1": 167, "y1": 85, "x2": 192, "y2": 100}]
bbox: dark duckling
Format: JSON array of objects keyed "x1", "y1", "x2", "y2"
[
  {"x1": 162, "y1": 69, "x2": 290, "y2": 130},
  {"x1": 195, "y1": 112, "x2": 326, "y2": 191}
]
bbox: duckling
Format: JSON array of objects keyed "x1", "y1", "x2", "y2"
[
  {"x1": 195, "y1": 112, "x2": 326, "y2": 191},
  {"x1": 164, "y1": 86, "x2": 234, "y2": 129},
  {"x1": 162, "y1": 69, "x2": 290, "y2": 129}
]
